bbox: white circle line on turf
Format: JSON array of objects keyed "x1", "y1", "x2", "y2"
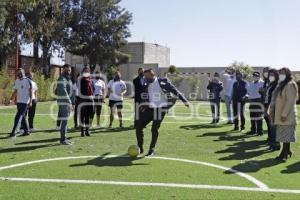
[
  {"x1": 0, "y1": 177, "x2": 300, "y2": 194},
  {"x1": 0, "y1": 155, "x2": 268, "y2": 189}
]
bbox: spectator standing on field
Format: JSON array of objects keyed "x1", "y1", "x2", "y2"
[
  {"x1": 92, "y1": 71, "x2": 106, "y2": 128},
  {"x1": 107, "y1": 71, "x2": 127, "y2": 128},
  {"x1": 78, "y1": 67, "x2": 94, "y2": 137},
  {"x1": 232, "y1": 71, "x2": 248, "y2": 132},
  {"x1": 264, "y1": 69, "x2": 280, "y2": 151},
  {"x1": 56, "y1": 64, "x2": 74, "y2": 145},
  {"x1": 9, "y1": 68, "x2": 32, "y2": 138},
  {"x1": 246, "y1": 72, "x2": 264, "y2": 135},
  {"x1": 133, "y1": 68, "x2": 145, "y2": 128},
  {"x1": 207, "y1": 72, "x2": 223, "y2": 124},
  {"x1": 269, "y1": 67, "x2": 298, "y2": 161},
  {"x1": 20, "y1": 72, "x2": 38, "y2": 132},
  {"x1": 222, "y1": 67, "x2": 236, "y2": 124}
]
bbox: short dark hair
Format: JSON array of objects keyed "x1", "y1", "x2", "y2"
[
  {"x1": 144, "y1": 68, "x2": 154, "y2": 74},
  {"x1": 63, "y1": 64, "x2": 71, "y2": 69},
  {"x1": 253, "y1": 71, "x2": 260, "y2": 77},
  {"x1": 214, "y1": 72, "x2": 220, "y2": 77}
]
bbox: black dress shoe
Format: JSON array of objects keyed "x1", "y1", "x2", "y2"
[
  {"x1": 146, "y1": 149, "x2": 155, "y2": 157},
  {"x1": 81, "y1": 128, "x2": 85, "y2": 137},
  {"x1": 85, "y1": 129, "x2": 91, "y2": 136}
]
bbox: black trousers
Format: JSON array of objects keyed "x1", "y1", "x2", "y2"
[
  {"x1": 79, "y1": 98, "x2": 94, "y2": 128},
  {"x1": 93, "y1": 96, "x2": 103, "y2": 116},
  {"x1": 74, "y1": 96, "x2": 79, "y2": 127},
  {"x1": 249, "y1": 98, "x2": 263, "y2": 134},
  {"x1": 20, "y1": 99, "x2": 37, "y2": 129},
  {"x1": 210, "y1": 99, "x2": 220, "y2": 123},
  {"x1": 233, "y1": 100, "x2": 246, "y2": 129},
  {"x1": 11, "y1": 103, "x2": 29, "y2": 135},
  {"x1": 134, "y1": 101, "x2": 141, "y2": 127},
  {"x1": 136, "y1": 107, "x2": 167, "y2": 150}
]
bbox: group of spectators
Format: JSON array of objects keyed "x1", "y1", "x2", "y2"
[{"x1": 207, "y1": 67, "x2": 298, "y2": 161}]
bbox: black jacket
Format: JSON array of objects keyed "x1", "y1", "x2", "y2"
[
  {"x1": 207, "y1": 81, "x2": 223, "y2": 100},
  {"x1": 133, "y1": 76, "x2": 144, "y2": 103},
  {"x1": 232, "y1": 79, "x2": 248, "y2": 102}
]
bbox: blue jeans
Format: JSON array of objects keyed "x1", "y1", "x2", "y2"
[
  {"x1": 224, "y1": 95, "x2": 233, "y2": 122},
  {"x1": 58, "y1": 104, "x2": 71, "y2": 142}
]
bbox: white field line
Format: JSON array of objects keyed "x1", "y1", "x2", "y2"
[
  {"x1": 0, "y1": 155, "x2": 267, "y2": 189},
  {"x1": 1, "y1": 177, "x2": 300, "y2": 194}
]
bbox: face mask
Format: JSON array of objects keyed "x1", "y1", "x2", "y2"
[
  {"x1": 279, "y1": 74, "x2": 286, "y2": 82},
  {"x1": 83, "y1": 72, "x2": 90, "y2": 78},
  {"x1": 263, "y1": 72, "x2": 269, "y2": 79},
  {"x1": 18, "y1": 73, "x2": 23, "y2": 79},
  {"x1": 253, "y1": 77, "x2": 260, "y2": 82},
  {"x1": 269, "y1": 76, "x2": 275, "y2": 83},
  {"x1": 114, "y1": 75, "x2": 120, "y2": 81},
  {"x1": 214, "y1": 77, "x2": 219, "y2": 81}
]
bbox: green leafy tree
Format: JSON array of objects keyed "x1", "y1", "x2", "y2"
[
  {"x1": 66, "y1": 0, "x2": 132, "y2": 70},
  {"x1": 21, "y1": 0, "x2": 72, "y2": 76},
  {"x1": 168, "y1": 65, "x2": 177, "y2": 74},
  {"x1": 228, "y1": 61, "x2": 254, "y2": 81}
]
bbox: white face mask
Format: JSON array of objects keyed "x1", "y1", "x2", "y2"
[
  {"x1": 269, "y1": 76, "x2": 275, "y2": 83},
  {"x1": 83, "y1": 72, "x2": 90, "y2": 78},
  {"x1": 263, "y1": 72, "x2": 269, "y2": 78},
  {"x1": 279, "y1": 74, "x2": 286, "y2": 82},
  {"x1": 253, "y1": 77, "x2": 260, "y2": 82}
]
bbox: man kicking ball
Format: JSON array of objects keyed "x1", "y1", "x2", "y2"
[{"x1": 136, "y1": 69, "x2": 189, "y2": 156}]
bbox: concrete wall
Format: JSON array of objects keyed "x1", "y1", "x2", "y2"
[{"x1": 143, "y1": 43, "x2": 170, "y2": 67}]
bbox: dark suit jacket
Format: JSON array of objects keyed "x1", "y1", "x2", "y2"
[
  {"x1": 133, "y1": 76, "x2": 144, "y2": 103},
  {"x1": 140, "y1": 77, "x2": 188, "y2": 109},
  {"x1": 232, "y1": 79, "x2": 248, "y2": 102}
]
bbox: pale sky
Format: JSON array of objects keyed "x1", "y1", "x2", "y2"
[{"x1": 120, "y1": 0, "x2": 300, "y2": 70}]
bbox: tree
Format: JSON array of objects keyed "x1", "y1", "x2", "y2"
[
  {"x1": 168, "y1": 65, "x2": 177, "y2": 74},
  {"x1": 66, "y1": 0, "x2": 132, "y2": 70},
  {"x1": 228, "y1": 61, "x2": 254, "y2": 81},
  {"x1": 21, "y1": 0, "x2": 72, "y2": 76}
]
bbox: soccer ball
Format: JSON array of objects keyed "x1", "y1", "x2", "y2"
[{"x1": 128, "y1": 145, "x2": 140, "y2": 158}]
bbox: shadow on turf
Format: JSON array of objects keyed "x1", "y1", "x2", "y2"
[
  {"x1": 224, "y1": 158, "x2": 283, "y2": 173},
  {"x1": 281, "y1": 162, "x2": 300, "y2": 174},
  {"x1": 180, "y1": 123, "x2": 228, "y2": 130},
  {"x1": 69, "y1": 153, "x2": 148, "y2": 168},
  {"x1": 0, "y1": 144, "x2": 59, "y2": 154},
  {"x1": 14, "y1": 137, "x2": 78, "y2": 145}
]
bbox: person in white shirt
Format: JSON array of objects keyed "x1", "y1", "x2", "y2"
[
  {"x1": 246, "y1": 72, "x2": 265, "y2": 135},
  {"x1": 107, "y1": 71, "x2": 127, "y2": 128},
  {"x1": 222, "y1": 67, "x2": 236, "y2": 124},
  {"x1": 92, "y1": 71, "x2": 106, "y2": 128},
  {"x1": 20, "y1": 73, "x2": 38, "y2": 132},
  {"x1": 9, "y1": 68, "x2": 32, "y2": 138}
]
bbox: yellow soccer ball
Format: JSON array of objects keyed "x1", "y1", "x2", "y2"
[{"x1": 128, "y1": 145, "x2": 140, "y2": 158}]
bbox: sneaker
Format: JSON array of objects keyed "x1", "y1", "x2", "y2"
[
  {"x1": 108, "y1": 124, "x2": 112, "y2": 129},
  {"x1": 233, "y1": 127, "x2": 239, "y2": 131},
  {"x1": 60, "y1": 140, "x2": 72, "y2": 145},
  {"x1": 85, "y1": 130, "x2": 91, "y2": 137},
  {"x1": 9, "y1": 134, "x2": 16, "y2": 139},
  {"x1": 95, "y1": 125, "x2": 102, "y2": 129},
  {"x1": 20, "y1": 132, "x2": 31, "y2": 137},
  {"x1": 29, "y1": 128, "x2": 36, "y2": 132},
  {"x1": 120, "y1": 123, "x2": 124, "y2": 128},
  {"x1": 146, "y1": 149, "x2": 155, "y2": 157},
  {"x1": 55, "y1": 126, "x2": 60, "y2": 131}
]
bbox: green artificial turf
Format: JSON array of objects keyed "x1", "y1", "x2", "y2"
[{"x1": 0, "y1": 100, "x2": 300, "y2": 199}]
